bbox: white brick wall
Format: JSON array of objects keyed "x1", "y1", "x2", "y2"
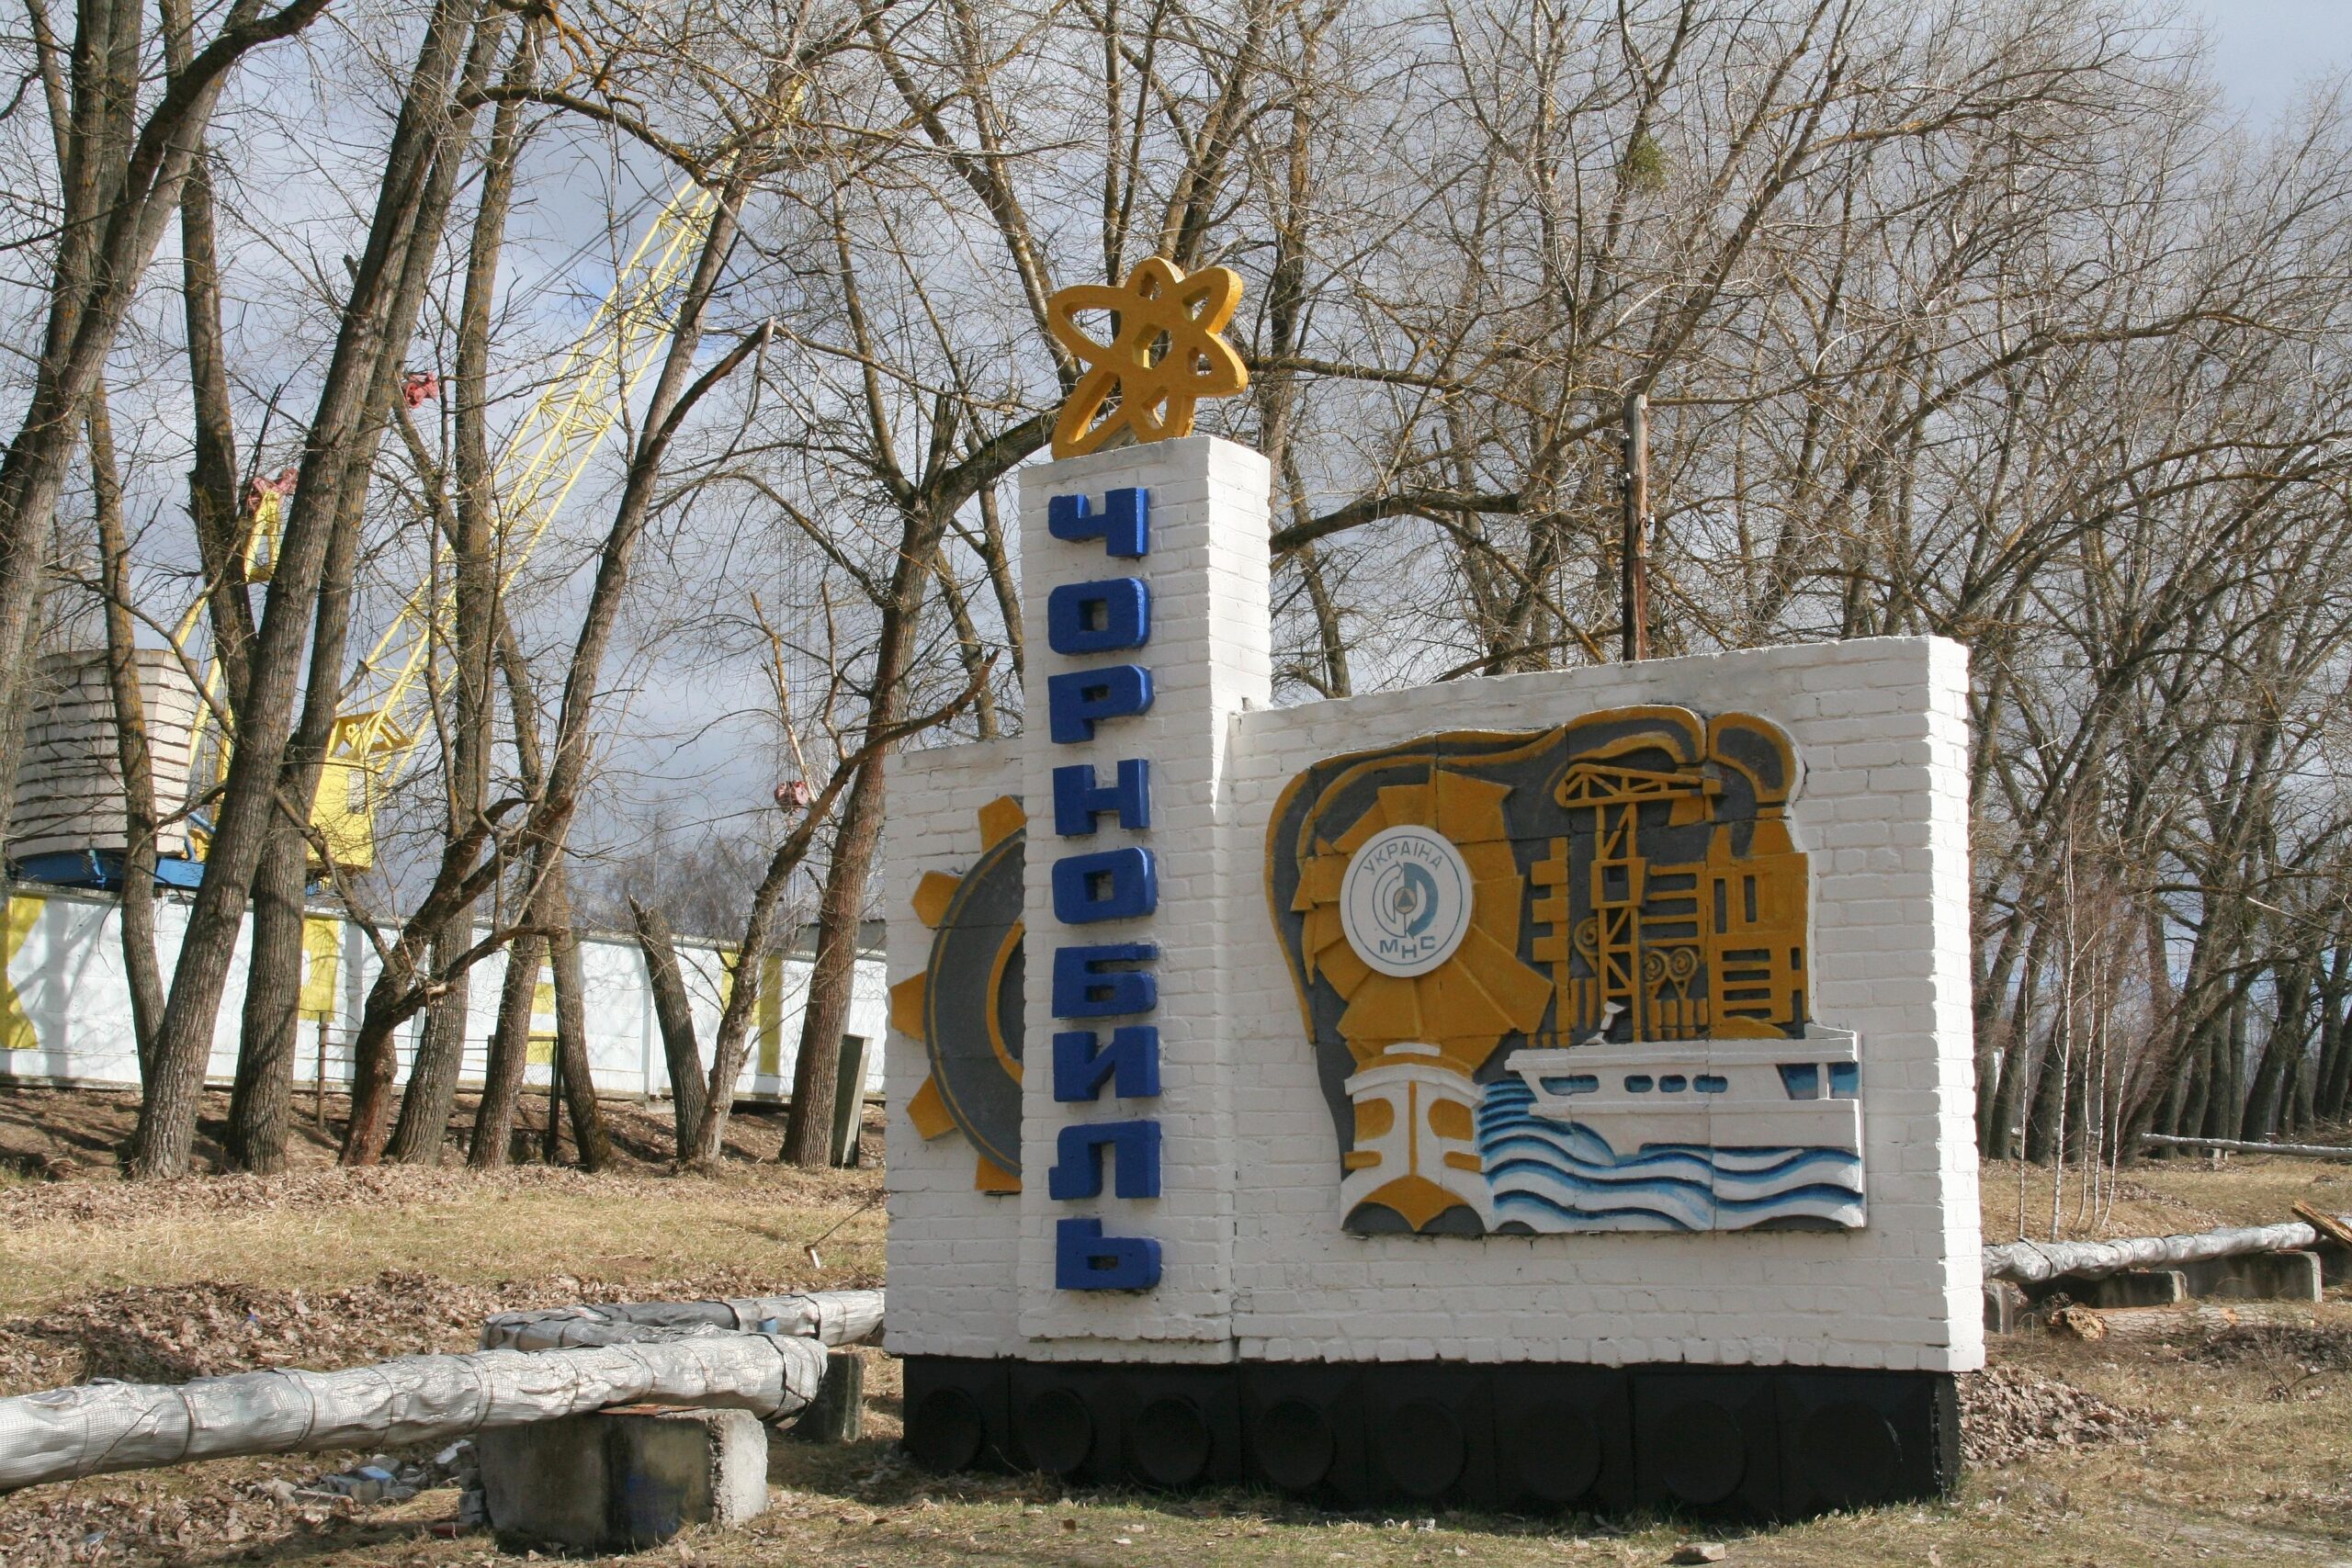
[
  {"x1": 883, "y1": 737, "x2": 1025, "y2": 1358},
  {"x1": 884, "y1": 435, "x2": 1981, "y2": 1375},
  {"x1": 1221, "y1": 636, "x2": 1981, "y2": 1372},
  {"x1": 1012, "y1": 436, "x2": 1270, "y2": 1358}
]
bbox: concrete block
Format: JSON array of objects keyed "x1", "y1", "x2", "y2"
[
  {"x1": 791, "y1": 1348, "x2": 867, "y2": 1444},
  {"x1": 2180, "y1": 1249, "x2": 2324, "y2": 1303},
  {"x1": 478, "y1": 1405, "x2": 768, "y2": 1551},
  {"x1": 2085, "y1": 1270, "x2": 2187, "y2": 1308},
  {"x1": 1983, "y1": 1280, "x2": 2027, "y2": 1335}
]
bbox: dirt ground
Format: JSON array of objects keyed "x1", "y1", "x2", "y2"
[{"x1": 3, "y1": 1085, "x2": 2349, "y2": 1565}]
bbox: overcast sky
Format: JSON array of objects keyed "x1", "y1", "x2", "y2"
[{"x1": 2189, "y1": 2, "x2": 2352, "y2": 121}]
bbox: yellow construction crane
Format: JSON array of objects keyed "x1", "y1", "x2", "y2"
[{"x1": 181, "y1": 180, "x2": 721, "y2": 874}]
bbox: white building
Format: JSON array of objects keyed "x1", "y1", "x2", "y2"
[{"x1": 0, "y1": 884, "x2": 888, "y2": 1108}]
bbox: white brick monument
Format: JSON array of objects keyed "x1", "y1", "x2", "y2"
[{"x1": 884, "y1": 258, "x2": 1979, "y2": 1516}]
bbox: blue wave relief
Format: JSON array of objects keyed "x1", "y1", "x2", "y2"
[{"x1": 1476, "y1": 1077, "x2": 1864, "y2": 1233}]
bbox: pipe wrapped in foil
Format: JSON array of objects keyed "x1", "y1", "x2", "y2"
[
  {"x1": 0, "y1": 1331, "x2": 826, "y2": 1494},
  {"x1": 479, "y1": 1289, "x2": 884, "y2": 1350}
]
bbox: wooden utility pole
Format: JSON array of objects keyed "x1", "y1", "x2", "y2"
[{"x1": 1620, "y1": 392, "x2": 1650, "y2": 661}]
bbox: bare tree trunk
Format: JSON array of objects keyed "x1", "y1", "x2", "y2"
[
  {"x1": 2026, "y1": 1013, "x2": 2068, "y2": 1165},
  {"x1": 341, "y1": 1001, "x2": 401, "y2": 1166},
  {"x1": 1972, "y1": 884, "x2": 2042, "y2": 1156},
  {"x1": 1986, "y1": 933, "x2": 2047, "y2": 1159},
  {"x1": 2195, "y1": 1000, "x2": 2246, "y2": 1140},
  {"x1": 223, "y1": 823, "x2": 305, "y2": 1170},
  {"x1": 2317, "y1": 948, "x2": 2352, "y2": 1122},
  {"x1": 931, "y1": 558, "x2": 998, "y2": 738},
  {"x1": 324, "y1": 11, "x2": 524, "y2": 1166},
  {"x1": 236, "y1": 446, "x2": 374, "y2": 1165},
  {"x1": 151, "y1": 0, "x2": 255, "y2": 716},
  {"x1": 543, "y1": 870, "x2": 608, "y2": 1170},
  {"x1": 279, "y1": 457, "x2": 392, "y2": 1163},
  {"x1": 386, "y1": 933, "x2": 469, "y2": 1163},
  {"x1": 175, "y1": 152, "x2": 251, "y2": 702},
  {"x1": 631, "y1": 898, "x2": 707, "y2": 1157},
  {"x1": 169, "y1": 0, "x2": 270, "y2": 1166},
  {"x1": 780, "y1": 762, "x2": 881, "y2": 1167},
  {"x1": 2243, "y1": 963, "x2": 2310, "y2": 1141},
  {"x1": 2170, "y1": 1035, "x2": 2207, "y2": 1142},
  {"x1": 781, "y1": 483, "x2": 959, "y2": 1167},
  {"x1": 87, "y1": 385, "x2": 164, "y2": 1074},
  {"x1": 337, "y1": 811, "x2": 513, "y2": 1164},
  {"x1": 469, "y1": 923, "x2": 542, "y2": 1168},
  {"x1": 231, "y1": 393, "x2": 373, "y2": 1172},
  {"x1": 387, "y1": 26, "x2": 532, "y2": 1165},
  {"x1": 2290, "y1": 1041, "x2": 2318, "y2": 1134},
  {"x1": 469, "y1": 607, "x2": 550, "y2": 1167},
  {"x1": 689, "y1": 677, "x2": 986, "y2": 1167}
]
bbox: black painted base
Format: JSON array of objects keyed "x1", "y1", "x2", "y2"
[{"x1": 902, "y1": 1356, "x2": 1959, "y2": 1519}]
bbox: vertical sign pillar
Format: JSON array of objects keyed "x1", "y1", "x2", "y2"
[{"x1": 1018, "y1": 434, "x2": 1270, "y2": 1351}]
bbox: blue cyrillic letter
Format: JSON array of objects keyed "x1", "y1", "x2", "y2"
[
  {"x1": 1046, "y1": 578, "x2": 1149, "y2": 656},
  {"x1": 1055, "y1": 1218, "x2": 1161, "y2": 1291},
  {"x1": 1051, "y1": 943, "x2": 1158, "y2": 1018},
  {"x1": 1047, "y1": 665, "x2": 1153, "y2": 744},
  {"x1": 1047, "y1": 488, "x2": 1148, "y2": 558},
  {"x1": 1046, "y1": 1119, "x2": 1162, "y2": 1200},
  {"x1": 1052, "y1": 847, "x2": 1157, "y2": 925},
  {"x1": 1052, "y1": 1026, "x2": 1161, "y2": 1102},
  {"x1": 1053, "y1": 760, "x2": 1150, "y2": 837}
]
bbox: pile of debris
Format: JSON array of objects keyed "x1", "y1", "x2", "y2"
[
  {"x1": 1957, "y1": 1365, "x2": 2154, "y2": 1467},
  {"x1": 262, "y1": 1440, "x2": 476, "y2": 1514}
]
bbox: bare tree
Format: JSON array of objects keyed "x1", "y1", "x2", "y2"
[
  {"x1": 131, "y1": 0, "x2": 509, "y2": 1177},
  {"x1": 0, "y1": 0, "x2": 331, "y2": 848}
]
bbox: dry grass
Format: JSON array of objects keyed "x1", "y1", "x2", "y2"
[
  {"x1": 1980, "y1": 1147, "x2": 2352, "y2": 1245},
  {"x1": 0, "y1": 1086, "x2": 886, "y2": 1316},
  {"x1": 5, "y1": 1089, "x2": 2352, "y2": 1565},
  {"x1": 0, "y1": 1158, "x2": 885, "y2": 1318}
]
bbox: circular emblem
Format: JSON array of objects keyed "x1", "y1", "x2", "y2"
[
  {"x1": 922, "y1": 824, "x2": 1025, "y2": 1174},
  {"x1": 1339, "y1": 825, "x2": 1475, "y2": 977}
]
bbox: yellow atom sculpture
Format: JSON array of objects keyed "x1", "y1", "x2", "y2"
[{"x1": 1046, "y1": 256, "x2": 1250, "y2": 459}]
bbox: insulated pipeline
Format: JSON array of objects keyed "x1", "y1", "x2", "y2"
[
  {"x1": 479, "y1": 1289, "x2": 884, "y2": 1351},
  {"x1": 1981, "y1": 1218, "x2": 2342, "y2": 1284},
  {"x1": 0, "y1": 1331, "x2": 827, "y2": 1494}
]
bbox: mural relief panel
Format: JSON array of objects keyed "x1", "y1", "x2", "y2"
[{"x1": 1264, "y1": 706, "x2": 1866, "y2": 1237}]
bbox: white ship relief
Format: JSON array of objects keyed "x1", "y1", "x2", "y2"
[
  {"x1": 1473, "y1": 1024, "x2": 1868, "y2": 1233},
  {"x1": 1504, "y1": 1026, "x2": 1861, "y2": 1151}
]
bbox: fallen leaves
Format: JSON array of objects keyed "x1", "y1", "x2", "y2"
[{"x1": 1959, "y1": 1364, "x2": 2154, "y2": 1466}]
